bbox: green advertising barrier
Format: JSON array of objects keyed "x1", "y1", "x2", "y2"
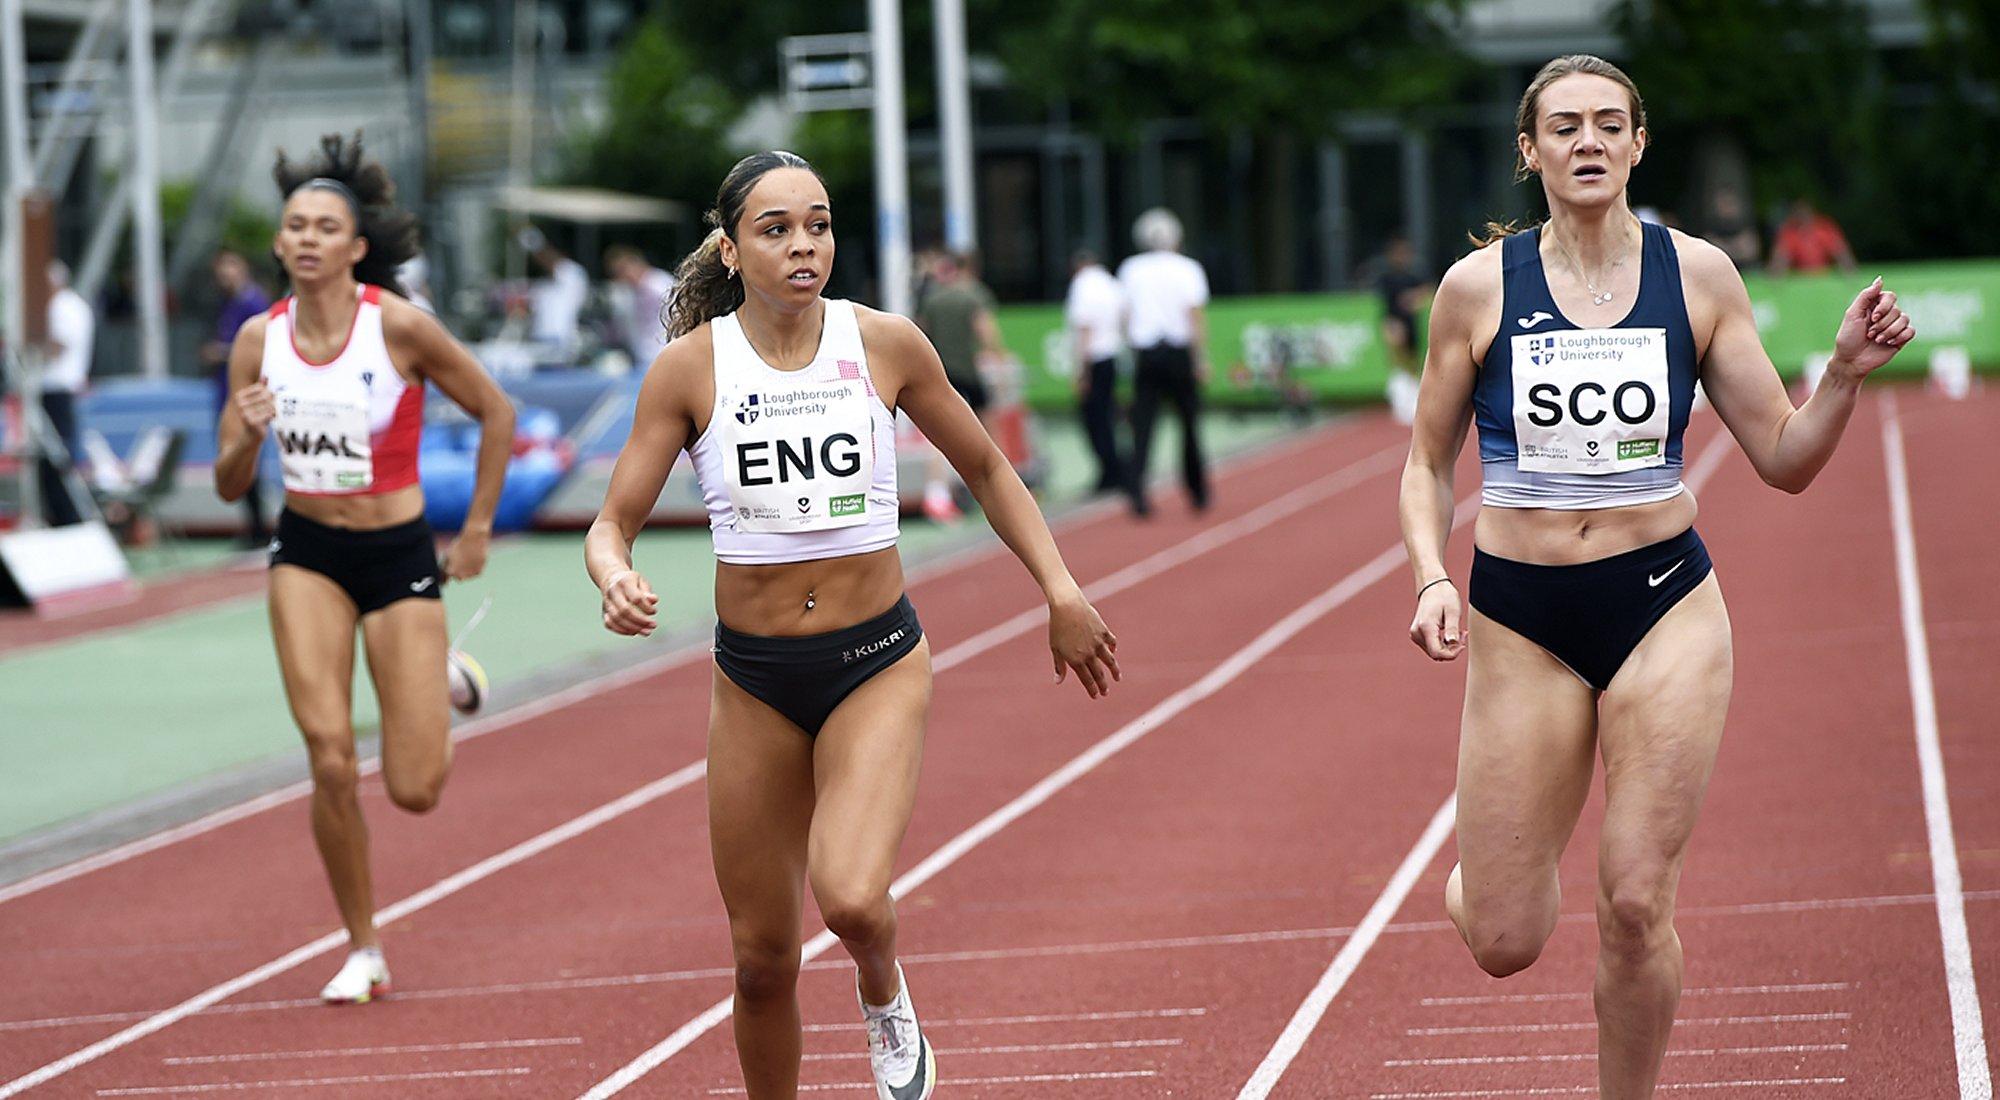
[{"x1": 998, "y1": 257, "x2": 2000, "y2": 411}]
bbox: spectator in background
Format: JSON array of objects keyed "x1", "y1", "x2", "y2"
[
  {"x1": 915, "y1": 249, "x2": 1006, "y2": 521},
  {"x1": 605, "y1": 244, "x2": 677, "y2": 367},
  {"x1": 519, "y1": 225, "x2": 589, "y2": 357},
  {"x1": 203, "y1": 247, "x2": 274, "y2": 545},
  {"x1": 1768, "y1": 197, "x2": 1856, "y2": 276},
  {"x1": 37, "y1": 260, "x2": 93, "y2": 527},
  {"x1": 1118, "y1": 207, "x2": 1210, "y2": 517},
  {"x1": 1065, "y1": 249, "x2": 1127, "y2": 496},
  {"x1": 1703, "y1": 187, "x2": 1762, "y2": 271},
  {"x1": 1368, "y1": 235, "x2": 1433, "y2": 425}
]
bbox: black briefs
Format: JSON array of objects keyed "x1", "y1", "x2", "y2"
[
  {"x1": 269, "y1": 508, "x2": 443, "y2": 615},
  {"x1": 713, "y1": 594, "x2": 925, "y2": 736}
]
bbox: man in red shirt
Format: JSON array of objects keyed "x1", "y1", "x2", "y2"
[{"x1": 1769, "y1": 198, "x2": 1857, "y2": 275}]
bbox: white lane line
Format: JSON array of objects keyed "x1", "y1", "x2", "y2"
[
  {"x1": 1419, "y1": 982, "x2": 1851, "y2": 1005},
  {"x1": 1881, "y1": 389, "x2": 1993, "y2": 1100},
  {"x1": 800, "y1": 1006, "x2": 1207, "y2": 1033},
  {"x1": 1369, "y1": 1080, "x2": 1847, "y2": 1099},
  {"x1": 576, "y1": 516, "x2": 1432, "y2": 1097},
  {"x1": 95, "y1": 1066, "x2": 532, "y2": 1095},
  {"x1": 708, "y1": 1070, "x2": 1161, "y2": 1094},
  {"x1": 0, "y1": 433, "x2": 1395, "y2": 907},
  {"x1": 1385, "y1": 1043, "x2": 1849, "y2": 1065},
  {"x1": 802, "y1": 1038, "x2": 1183, "y2": 1061},
  {"x1": 1231, "y1": 430, "x2": 1742, "y2": 1100},
  {"x1": 1407, "y1": 1012, "x2": 1851, "y2": 1036},
  {"x1": 162, "y1": 1036, "x2": 583, "y2": 1065},
  {"x1": 4, "y1": 439, "x2": 1402, "y2": 1095},
  {"x1": 0, "y1": 765, "x2": 705, "y2": 1100}
]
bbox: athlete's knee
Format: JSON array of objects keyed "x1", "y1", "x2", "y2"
[
  {"x1": 731, "y1": 939, "x2": 801, "y2": 1005},
  {"x1": 385, "y1": 768, "x2": 445, "y2": 813},
  {"x1": 1597, "y1": 871, "x2": 1676, "y2": 963},
  {"x1": 1466, "y1": 927, "x2": 1549, "y2": 979},
  {"x1": 303, "y1": 735, "x2": 360, "y2": 798},
  {"x1": 818, "y1": 883, "x2": 894, "y2": 946}
]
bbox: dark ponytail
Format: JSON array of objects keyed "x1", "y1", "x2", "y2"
[
  {"x1": 273, "y1": 131, "x2": 419, "y2": 294},
  {"x1": 664, "y1": 150, "x2": 824, "y2": 340}
]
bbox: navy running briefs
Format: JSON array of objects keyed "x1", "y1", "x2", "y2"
[{"x1": 713, "y1": 594, "x2": 924, "y2": 736}]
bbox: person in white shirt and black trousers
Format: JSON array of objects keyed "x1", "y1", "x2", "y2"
[
  {"x1": 1117, "y1": 208, "x2": 1210, "y2": 516},
  {"x1": 36, "y1": 260, "x2": 94, "y2": 527},
  {"x1": 1063, "y1": 249, "x2": 1126, "y2": 496}
]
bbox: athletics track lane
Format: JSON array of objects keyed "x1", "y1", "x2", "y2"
[{"x1": 1, "y1": 415, "x2": 1409, "y2": 1095}]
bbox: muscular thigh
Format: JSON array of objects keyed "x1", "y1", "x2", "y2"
[
  {"x1": 808, "y1": 640, "x2": 933, "y2": 893},
  {"x1": 268, "y1": 565, "x2": 359, "y2": 737},
  {"x1": 1457, "y1": 606, "x2": 1601, "y2": 887},
  {"x1": 1597, "y1": 574, "x2": 1733, "y2": 872},
  {"x1": 360, "y1": 597, "x2": 451, "y2": 783},
  {"x1": 708, "y1": 666, "x2": 817, "y2": 936}
]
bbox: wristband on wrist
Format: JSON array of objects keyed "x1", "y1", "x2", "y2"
[{"x1": 1417, "y1": 576, "x2": 1453, "y2": 599}]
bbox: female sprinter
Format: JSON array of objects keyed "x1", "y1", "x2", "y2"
[
  {"x1": 214, "y1": 134, "x2": 515, "y2": 1003},
  {"x1": 1399, "y1": 56, "x2": 1912, "y2": 1098},
  {"x1": 585, "y1": 150, "x2": 1120, "y2": 1100}
]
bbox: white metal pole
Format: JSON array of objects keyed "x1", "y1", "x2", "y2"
[
  {"x1": 1, "y1": 0, "x2": 29, "y2": 345},
  {"x1": 932, "y1": 0, "x2": 974, "y2": 251},
  {"x1": 869, "y1": 0, "x2": 911, "y2": 316},
  {"x1": 125, "y1": 0, "x2": 168, "y2": 379},
  {"x1": 506, "y1": 0, "x2": 534, "y2": 283}
]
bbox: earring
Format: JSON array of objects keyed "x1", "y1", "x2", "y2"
[{"x1": 726, "y1": 265, "x2": 738, "y2": 280}]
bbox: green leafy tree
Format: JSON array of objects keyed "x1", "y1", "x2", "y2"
[{"x1": 568, "y1": 21, "x2": 750, "y2": 219}]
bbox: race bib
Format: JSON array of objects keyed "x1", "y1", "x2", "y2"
[
  {"x1": 720, "y1": 379, "x2": 875, "y2": 533},
  {"x1": 273, "y1": 391, "x2": 374, "y2": 493},
  {"x1": 1510, "y1": 328, "x2": 1670, "y2": 475}
]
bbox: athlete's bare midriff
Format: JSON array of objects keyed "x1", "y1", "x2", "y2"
[
  {"x1": 1472, "y1": 488, "x2": 1698, "y2": 566},
  {"x1": 281, "y1": 482, "x2": 426, "y2": 531},
  {"x1": 715, "y1": 545, "x2": 905, "y2": 636}
]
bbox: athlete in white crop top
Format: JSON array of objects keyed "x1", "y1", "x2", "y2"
[
  {"x1": 584, "y1": 151, "x2": 1120, "y2": 1100},
  {"x1": 1397, "y1": 58, "x2": 1914, "y2": 1098},
  {"x1": 213, "y1": 135, "x2": 515, "y2": 1006}
]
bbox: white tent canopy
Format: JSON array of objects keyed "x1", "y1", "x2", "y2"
[{"x1": 497, "y1": 186, "x2": 686, "y2": 225}]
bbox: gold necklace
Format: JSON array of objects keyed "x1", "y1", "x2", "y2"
[{"x1": 1551, "y1": 227, "x2": 1628, "y2": 307}]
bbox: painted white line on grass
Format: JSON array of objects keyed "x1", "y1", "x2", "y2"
[
  {"x1": 0, "y1": 432, "x2": 1394, "y2": 907},
  {"x1": 95, "y1": 1066, "x2": 533, "y2": 1095},
  {"x1": 1881, "y1": 390, "x2": 1994, "y2": 1100},
  {"x1": 1, "y1": 764, "x2": 704, "y2": 1100},
  {"x1": 577, "y1": 521, "x2": 1431, "y2": 1097},
  {"x1": 163, "y1": 1036, "x2": 583, "y2": 1065}
]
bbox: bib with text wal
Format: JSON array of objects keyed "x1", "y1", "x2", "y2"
[{"x1": 274, "y1": 388, "x2": 374, "y2": 492}]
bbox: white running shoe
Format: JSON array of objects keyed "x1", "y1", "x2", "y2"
[
  {"x1": 320, "y1": 948, "x2": 391, "y2": 1004},
  {"x1": 859, "y1": 964, "x2": 937, "y2": 1100}
]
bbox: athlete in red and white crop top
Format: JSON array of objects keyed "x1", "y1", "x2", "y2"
[{"x1": 260, "y1": 283, "x2": 425, "y2": 496}]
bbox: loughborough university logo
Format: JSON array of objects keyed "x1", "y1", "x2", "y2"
[{"x1": 735, "y1": 393, "x2": 760, "y2": 425}]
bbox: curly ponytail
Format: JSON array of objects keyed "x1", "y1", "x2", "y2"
[
  {"x1": 272, "y1": 131, "x2": 420, "y2": 294},
  {"x1": 663, "y1": 150, "x2": 824, "y2": 340}
]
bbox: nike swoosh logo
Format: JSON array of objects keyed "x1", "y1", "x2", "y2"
[
  {"x1": 410, "y1": 577, "x2": 436, "y2": 592},
  {"x1": 1648, "y1": 560, "x2": 1685, "y2": 587},
  {"x1": 1516, "y1": 310, "x2": 1554, "y2": 329}
]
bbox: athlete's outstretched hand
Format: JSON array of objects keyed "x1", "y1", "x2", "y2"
[
  {"x1": 440, "y1": 527, "x2": 491, "y2": 581},
  {"x1": 601, "y1": 568, "x2": 659, "y2": 637},
  {"x1": 1409, "y1": 579, "x2": 1466, "y2": 661},
  {"x1": 1831, "y1": 277, "x2": 1916, "y2": 379},
  {"x1": 1049, "y1": 589, "x2": 1120, "y2": 698}
]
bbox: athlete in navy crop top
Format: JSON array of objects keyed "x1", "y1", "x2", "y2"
[
  {"x1": 583, "y1": 151, "x2": 1119, "y2": 1100},
  {"x1": 1396, "y1": 56, "x2": 1915, "y2": 1099}
]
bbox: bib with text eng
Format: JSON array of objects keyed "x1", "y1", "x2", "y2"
[
  {"x1": 718, "y1": 378, "x2": 876, "y2": 533},
  {"x1": 1509, "y1": 328, "x2": 1669, "y2": 475}
]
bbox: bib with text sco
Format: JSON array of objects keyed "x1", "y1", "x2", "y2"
[
  {"x1": 274, "y1": 387, "x2": 373, "y2": 492},
  {"x1": 1509, "y1": 328, "x2": 1669, "y2": 475},
  {"x1": 719, "y1": 378, "x2": 876, "y2": 532}
]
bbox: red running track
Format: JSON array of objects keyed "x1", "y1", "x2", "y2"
[{"x1": 1, "y1": 391, "x2": 1993, "y2": 1099}]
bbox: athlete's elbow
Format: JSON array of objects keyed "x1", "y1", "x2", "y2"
[{"x1": 1758, "y1": 466, "x2": 1812, "y2": 495}]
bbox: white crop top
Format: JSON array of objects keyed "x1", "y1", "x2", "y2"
[{"x1": 687, "y1": 299, "x2": 900, "y2": 565}]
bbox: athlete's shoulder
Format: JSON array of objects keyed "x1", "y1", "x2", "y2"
[
  {"x1": 852, "y1": 301, "x2": 928, "y2": 355},
  {"x1": 235, "y1": 310, "x2": 273, "y2": 342},
  {"x1": 1660, "y1": 227, "x2": 1737, "y2": 282},
  {"x1": 1432, "y1": 241, "x2": 1506, "y2": 314}
]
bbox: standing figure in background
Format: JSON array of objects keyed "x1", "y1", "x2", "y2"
[
  {"x1": 1371, "y1": 235, "x2": 1433, "y2": 425},
  {"x1": 605, "y1": 244, "x2": 678, "y2": 368},
  {"x1": 520, "y1": 226, "x2": 589, "y2": 359},
  {"x1": 1064, "y1": 249, "x2": 1127, "y2": 496},
  {"x1": 1767, "y1": 198, "x2": 1856, "y2": 276},
  {"x1": 214, "y1": 133, "x2": 515, "y2": 1005},
  {"x1": 1118, "y1": 207, "x2": 1210, "y2": 516},
  {"x1": 1701, "y1": 188, "x2": 1761, "y2": 272},
  {"x1": 914, "y1": 249, "x2": 1006, "y2": 521},
  {"x1": 35, "y1": 260, "x2": 94, "y2": 527},
  {"x1": 204, "y1": 247, "x2": 275, "y2": 546}
]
